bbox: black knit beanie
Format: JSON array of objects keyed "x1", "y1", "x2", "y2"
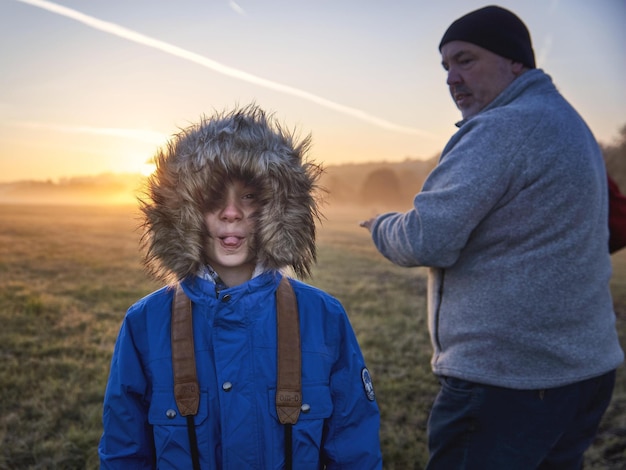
[{"x1": 439, "y1": 5, "x2": 536, "y2": 69}]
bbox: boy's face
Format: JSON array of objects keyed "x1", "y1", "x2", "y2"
[{"x1": 203, "y1": 179, "x2": 259, "y2": 286}]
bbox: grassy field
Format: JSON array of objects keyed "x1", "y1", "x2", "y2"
[{"x1": 0, "y1": 204, "x2": 624, "y2": 469}]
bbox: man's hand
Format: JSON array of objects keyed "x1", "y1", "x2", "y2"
[{"x1": 359, "y1": 217, "x2": 378, "y2": 232}]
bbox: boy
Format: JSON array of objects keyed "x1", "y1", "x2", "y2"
[{"x1": 99, "y1": 105, "x2": 382, "y2": 469}]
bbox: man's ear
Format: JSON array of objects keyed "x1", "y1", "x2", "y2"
[{"x1": 512, "y1": 61, "x2": 526, "y2": 76}]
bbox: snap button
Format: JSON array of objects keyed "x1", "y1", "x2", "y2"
[
  {"x1": 301, "y1": 403, "x2": 311, "y2": 414},
  {"x1": 222, "y1": 294, "x2": 232, "y2": 302},
  {"x1": 165, "y1": 409, "x2": 177, "y2": 419},
  {"x1": 222, "y1": 381, "x2": 233, "y2": 392}
]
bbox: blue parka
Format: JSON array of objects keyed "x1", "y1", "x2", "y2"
[{"x1": 99, "y1": 271, "x2": 382, "y2": 469}]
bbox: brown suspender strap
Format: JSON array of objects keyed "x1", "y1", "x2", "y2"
[
  {"x1": 275, "y1": 277, "x2": 302, "y2": 425},
  {"x1": 171, "y1": 277, "x2": 301, "y2": 468},
  {"x1": 171, "y1": 283, "x2": 200, "y2": 417},
  {"x1": 171, "y1": 278, "x2": 301, "y2": 423}
]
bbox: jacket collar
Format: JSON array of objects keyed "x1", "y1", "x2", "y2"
[
  {"x1": 456, "y1": 68, "x2": 551, "y2": 128},
  {"x1": 181, "y1": 270, "x2": 282, "y2": 304}
]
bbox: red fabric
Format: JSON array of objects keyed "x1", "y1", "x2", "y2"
[{"x1": 608, "y1": 175, "x2": 626, "y2": 253}]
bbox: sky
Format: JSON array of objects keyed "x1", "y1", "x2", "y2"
[{"x1": 0, "y1": 0, "x2": 624, "y2": 182}]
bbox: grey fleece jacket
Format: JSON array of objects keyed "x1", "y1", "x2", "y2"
[{"x1": 371, "y1": 69, "x2": 623, "y2": 389}]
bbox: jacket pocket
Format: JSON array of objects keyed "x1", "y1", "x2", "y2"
[
  {"x1": 148, "y1": 390, "x2": 209, "y2": 466},
  {"x1": 269, "y1": 384, "x2": 333, "y2": 467}
]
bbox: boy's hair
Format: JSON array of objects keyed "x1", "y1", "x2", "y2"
[{"x1": 139, "y1": 105, "x2": 323, "y2": 283}]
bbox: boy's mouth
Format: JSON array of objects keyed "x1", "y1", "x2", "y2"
[{"x1": 220, "y1": 235, "x2": 243, "y2": 248}]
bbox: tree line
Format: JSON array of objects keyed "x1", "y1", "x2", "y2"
[{"x1": 323, "y1": 122, "x2": 626, "y2": 210}]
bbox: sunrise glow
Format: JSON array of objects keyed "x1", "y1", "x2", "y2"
[{"x1": 1, "y1": 0, "x2": 624, "y2": 191}]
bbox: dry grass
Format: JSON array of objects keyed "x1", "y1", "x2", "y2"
[{"x1": 0, "y1": 204, "x2": 624, "y2": 469}]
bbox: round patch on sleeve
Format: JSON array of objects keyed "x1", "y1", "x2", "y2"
[{"x1": 361, "y1": 367, "x2": 376, "y2": 401}]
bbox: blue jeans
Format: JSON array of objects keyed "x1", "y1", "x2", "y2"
[{"x1": 426, "y1": 371, "x2": 616, "y2": 470}]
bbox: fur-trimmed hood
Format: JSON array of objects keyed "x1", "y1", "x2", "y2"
[{"x1": 139, "y1": 105, "x2": 323, "y2": 283}]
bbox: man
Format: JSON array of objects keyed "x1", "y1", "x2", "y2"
[
  {"x1": 99, "y1": 105, "x2": 382, "y2": 469},
  {"x1": 361, "y1": 6, "x2": 623, "y2": 469}
]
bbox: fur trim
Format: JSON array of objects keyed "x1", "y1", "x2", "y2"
[{"x1": 139, "y1": 105, "x2": 323, "y2": 283}]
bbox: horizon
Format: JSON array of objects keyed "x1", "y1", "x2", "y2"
[
  {"x1": 0, "y1": 154, "x2": 437, "y2": 185},
  {"x1": 1, "y1": 0, "x2": 624, "y2": 182},
  {"x1": 0, "y1": 157, "x2": 439, "y2": 206}
]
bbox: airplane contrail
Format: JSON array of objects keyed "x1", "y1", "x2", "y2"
[{"x1": 15, "y1": 0, "x2": 431, "y2": 137}]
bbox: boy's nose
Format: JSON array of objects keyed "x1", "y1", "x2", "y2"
[{"x1": 220, "y1": 198, "x2": 243, "y2": 221}]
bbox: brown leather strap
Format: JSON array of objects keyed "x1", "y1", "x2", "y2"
[
  {"x1": 171, "y1": 283, "x2": 200, "y2": 416},
  {"x1": 275, "y1": 277, "x2": 302, "y2": 425},
  {"x1": 171, "y1": 277, "x2": 301, "y2": 427}
]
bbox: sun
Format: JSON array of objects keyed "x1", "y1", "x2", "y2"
[
  {"x1": 140, "y1": 160, "x2": 157, "y2": 177},
  {"x1": 118, "y1": 148, "x2": 157, "y2": 176}
]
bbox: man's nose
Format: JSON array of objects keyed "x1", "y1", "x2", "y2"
[{"x1": 446, "y1": 67, "x2": 462, "y2": 86}]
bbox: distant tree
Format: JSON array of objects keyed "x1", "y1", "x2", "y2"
[{"x1": 359, "y1": 168, "x2": 406, "y2": 208}]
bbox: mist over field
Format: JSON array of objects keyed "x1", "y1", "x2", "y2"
[
  {"x1": 1, "y1": 124, "x2": 625, "y2": 467},
  {"x1": 0, "y1": 158, "x2": 441, "y2": 208},
  {"x1": 0, "y1": 203, "x2": 624, "y2": 468},
  {"x1": 0, "y1": 173, "x2": 146, "y2": 206},
  {"x1": 2, "y1": 122, "x2": 625, "y2": 209}
]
